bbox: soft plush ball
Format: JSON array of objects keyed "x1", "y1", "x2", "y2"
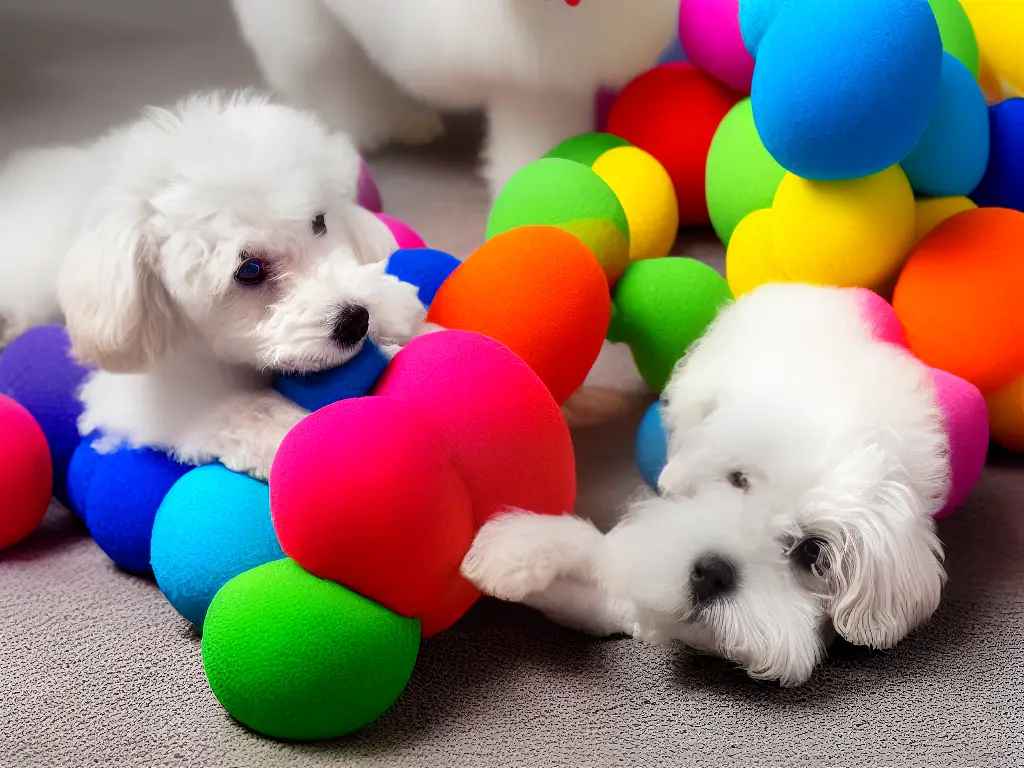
[
  {"x1": 738, "y1": 0, "x2": 786, "y2": 56},
  {"x1": 725, "y1": 208, "x2": 787, "y2": 297},
  {"x1": 751, "y1": 0, "x2": 943, "y2": 180},
  {"x1": 986, "y1": 376, "x2": 1024, "y2": 452},
  {"x1": 913, "y1": 195, "x2": 978, "y2": 244},
  {"x1": 486, "y1": 158, "x2": 630, "y2": 283},
  {"x1": 971, "y1": 98, "x2": 1024, "y2": 212},
  {"x1": 679, "y1": 0, "x2": 755, "y2": 94},
  {"x1": 151, "y1": 465, "x2": 283, "y2": 628},
  {"x1": 607, "y1": 63, "x2": 740, "y2": 226},
  {"x1": 772, "y1": 166, "x2": 916, "y2": 291},
  {"x1": 545, "y1": 132, "x2": 631, "y2": 166},
  {"x1": 376, "y1": 213, "x2": 426, "y2": 249},
  {"x1": 357, "y1": 158, "x2": 383, "y2": 213},
  {"x1": 274, "y1": 340, "x2": 388, "y2": 412},
  {"x1": 927, "y1": 0, "x2": 980, "y2": 78},
  {"x1": 0, "y1": 325, "x2": 91, "y2": 506},
  {"x1": 202, "y1": 558, "x2": 420, "y2": 741},
  {"x1": 384, "y1": 247, "x2": 461, "y2": 307},
  {"x1": 609, "y1": 258, "x2": 733, "y2": 392},
  {"x1": 426, "y1": 226, "x2": 611, "y2": 405},
  {"x1": 893, "y1": 207, "x2": 1024, "y2": 393},
  {"x1": 960, "y1": 0, "x2": 1024, "y2": 95},
  {"x1": 706, "y1": 98, "x2": 786, "y2": 245},
  {"x1": 901, "y1": 53, "x2": 990, "y2": 197},
  {"x1": 930, "y1": 367, "x2": 989, "y2": 517},
  {"x1": 0, "y1": 395, "x2": 52, "y2": 550},
  {"x1": 635, "y1": 401, "x2": 668, "y2": 490},
  {"x1": 851, "y1": 287, "x2": 909, "y2": 348}
]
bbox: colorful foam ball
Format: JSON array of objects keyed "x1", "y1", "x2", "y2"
[
  {"x1": 151, "y1": 465, "x2": 283, "y2": 628},
  {"x1": 927, "y1": 0, "x2": 980, "y2": 79},
  {"x1": 356, "y1": 158, "x2": 383, "y2": 213},
  {"x1": 930, "y1": 367, "x2": 988, "y2": 517},
  {"x1": 772, "y1": 166, "x2": 916, "y2": 291},
  {"x1": 913, "y1": 195, "x2": 977, "y2": 244},
  {"x1": 0, "y1": 394, "x2": 52, "y2": 549},
  {"x1": 274, "y1": 340, "x2": 388, "y2": 412},
  {"x1": 960, "y1": 0, "x2": 1024, "y2": 95},
  {"x1": 635, "y1": 401, "x2": 668, "y2": 490},
  {"x1": 901, "y1": 52, "x2": 990, "y2": 197},
  {"x1": 609, "y1": 258, "x2": 733, "y2": 392},
  {"x1": 679, "y1": 0, "x2": 755, "y2": 94},
  {"x1": 851, "y1": 288, "x2": 909, "y2": 349},
  {"x1": 893, "y1": 207, "x2": 1024, "y2": 393},
  {"x1": 485, "y1": 158, "x2": 630, "y2": 283},
  {"x1": 725, "y1": 208, "x2": 787, "y2": 297},
  {"x1": 751, "y1": 0, "x2": 943, "y2": 180},
  {"x1": 545, "y1": 132, "x2": 631, "y2": 166},
  {"x1": 971, "y1": 98, "x2": 1024, "y2": 212},
  {"x1": 0, "y1": 324, "x2": 91, "y2": 507},
  {"x1": 376, "y1": 213, "x2": 426, "y2": 249},
  {"x1": 706, "y1": 98, "x2": 786, "y2": 245},
  {"x1": 986, "y1": 376, "x2": 1024, "y2": 453},
  {"x1": 738, "y1": 0, "x2": 786, "y2": 56},
  {"x1": 202, "y1": 558, "x2": 420, "y2": 741},
  {"x1": 607, "y1": 63, "x2": 740, "y2": 226},
  {"x1": 384, "y1": 247, "x2": 461, "y2": 307},
  {"x1": 426, "y1": 226, "x2": 610, "y2": 405}
]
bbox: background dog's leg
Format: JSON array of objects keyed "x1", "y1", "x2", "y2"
[{"x1": 523, "y1": 579, "x2": 638, "y2": 638}]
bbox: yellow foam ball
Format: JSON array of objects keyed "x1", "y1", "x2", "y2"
[
  {"x1": 725, "y1": 209, "x2": 788, "y2": 297},
  {"x1": 913, "y1": 196, "x2": 978, "y2": 245},
  {"x1": 960, "y1": 0, "x2": 1024, "y2": 96},
  {"x1": 591, "y1": 146, "x2": 679, "y2": 262},
  {"x1": 986, "y1": 376, "x2": 1024, "y2": 452},
  {"x1": 772, "y1": 166, "x2": 915, "y2": 291}
]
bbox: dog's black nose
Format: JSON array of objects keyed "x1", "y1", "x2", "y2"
[
  {"x1": 330, "y1": 305, "x2": 370, "y2": 347},
  {"x1": 690, "y1": 554, "x2": 737, "y2": 604}
]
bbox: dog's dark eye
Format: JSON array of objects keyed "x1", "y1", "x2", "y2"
[
  {"x1": 311, "y1": 213, "x2": 327, "y2": 237},
  {"x1": 726, "y1": 470, "x2": 750, "y2": 491},
  {"x1": 235, "y1": 255, "x2": 267, "y2": 286},
  {"x1": 792, "y1": 537, "x2": 825, "y2": 571}
]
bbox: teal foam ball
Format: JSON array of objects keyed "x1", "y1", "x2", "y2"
[
  {"x1": 971, "y1": 98, "x2": 1024, "y2": 212},
  {"x1": 901, "y1": 52, "x2": 990, "y2": 197},
  {"x1": 274, "y1": 340, "x2": 388, "y2": 412},
  {"x1": 751, "y1": 0, "x2": 943, "y2": 180},
  {"x1": 635, "y1": 401, "x2": 668, "y2": 490},
  {"x1": 151, "y1": 465, "x2": 283, "y2": 628}
]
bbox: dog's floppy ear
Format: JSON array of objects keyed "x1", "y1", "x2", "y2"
[
  {"x1": 336, "y1": 203, "x2": 399, "y2": 265},
  {"x1": 58, "y1": 202, "x2": 184, "y2": 372}
]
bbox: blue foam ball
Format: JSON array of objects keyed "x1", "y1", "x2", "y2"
[
  {"x1": 151, "y1": 464, "x2": 283, "y2": 628},
  {"x1": 384, "y1": 247, "x2": 461, "y2": 307},
  {"x1": 66, "y1": 435, "x2": 103, "y2": 522},
  {"x1": 739, "y1": 0, "x2": 789, "y2": 57},
  {"x1": 274, "y1": 340, "x2": 388, "y2": 412},
  {"x1": 901, "y1": 53, "x2": 990, "y2": 197},
  {"x1": 635, "y1": 401, "x2": 668, "y2": 490},
  {"x1": 751, "y1": 0, "x2": 943, "y2": 180},
  {"x1": 971, "y1": 98, "x2": 1024, "y2": 212}
]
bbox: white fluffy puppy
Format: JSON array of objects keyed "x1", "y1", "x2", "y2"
[
  {"x1": 230, "y1": 0, "x2": 678, "y2": 195},
  {"x1": 462, "y1": 283, "x2": 949, "y2": 687},
  {"x1": 0, "y1": 90, "x2": 425, "y2": 479}
]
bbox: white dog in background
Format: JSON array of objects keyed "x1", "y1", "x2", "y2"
[
  {"x1": 0, "y1": 90, "x2": 425, "y2": 479},
  {"x1": 463, "y1": 283, "x2": 949, "y2": 687},
  {"x1": 229, "y1": 0, "x2": 678, "y2": 196}
]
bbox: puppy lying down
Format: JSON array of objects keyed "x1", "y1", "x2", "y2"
[
  {"x1": 463, "y1": 283, "x2": 949, "y2": 687},
  {"x1": 0, "y1": 90, "x2": 426, "y2": 479}
]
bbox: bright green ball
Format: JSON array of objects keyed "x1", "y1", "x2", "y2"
[
  {"x1": 486, "y1": 158, "x2": 631, "y2": 283},
  {"x1": 706, "y1": 98, "x2": 787, "y2": 247},
  {"x1": 927, "y1": 0, "x2": 980, "y2": 79},
  {"x1": 202, "y1": 558, "x2": 420, "y2": 741},
  {"x1": 609, "y1": 258, "x2": 733, "y2": 392},
  {"x1": 544, "y1": 132, "x2": 631, "y2": 167}
]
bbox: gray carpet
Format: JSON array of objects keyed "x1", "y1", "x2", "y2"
[{"x1": 2, "y1": 2, "x2": 1024, "y2": 766}]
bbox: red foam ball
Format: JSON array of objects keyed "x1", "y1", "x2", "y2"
[
  {"x1": 0, "y1": 394, "x2": 53, "y2": 549},
  {"x1": 607, "y1": 63, "x2": 739, "y2": 226}
]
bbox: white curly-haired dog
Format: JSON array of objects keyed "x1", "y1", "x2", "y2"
[
  {"x1": 0, "y1": 90, "x2": 425, "y2": 479},
  {"x1": 462, "y1": 283, "x2": 949, "y2": 687},
  {"x1": 229, "y1": 0, "x2": 678, "y2": 196}
]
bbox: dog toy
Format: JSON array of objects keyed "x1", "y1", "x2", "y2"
[
  {"x1": 485, "y1": 158, "x2": 630, "y2": 283},
  {"x1": 960, "y1": 0, "x2": 1024, "y2": 96},
  {"x1": 357, "y1": 158, "x2": 383, "y2": 213},
  {"x1": 927, "y1": 0, "x2": 980, "y2": 78},
  {"x1": 971, "y1": 98, "x2": 1024, "y2": 212},
  {"x1": 678, "y1": 0, "x2": 754, "y2": 95},
  {"x1": 635, "y1": 400, "x2": 667, "y2": 489},
  {"x1": 384, "y1": 247, "x2": 461, "y2": 307},
  {"x1": 376, "y1": 213, "x2": 426, "y2": 249},
  {"x1": 0, "y1": 394, "x2": 52, "y2": 550},
  {"x1": 913, "y1": 195, "x2": 977, "y2": 244},
  {"x1": 274, "y1": 340, "x2": 389, "y2": 412},
  {"x1": 426, "y1": 226, "x2": 611, "y2": 405},
  {"x1": 986, "y1": 376, "x2": 1024, "y2": 453},
  {"x1": 725, "y1": 209, "x2": 782, "y2": 298}
]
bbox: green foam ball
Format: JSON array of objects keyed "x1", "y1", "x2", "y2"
[
  {"x1": 706, "y1": 98, "x2": 787, "y2": 247},
  {"x1": 927, "y1": 0, "x2": 980, "y2": 79},
  {"x1": 545, "y1": 132, "x2": 631, "y2": 167},
  {"x1": 609, "y1": 258, "x2": 733, "y2": 392},
  {"x1": 486, "y1": 157, "x2": 631, "y2": 283},
  {"x1": 202, "y1": 558, "x2": 420, "y2": 741}
]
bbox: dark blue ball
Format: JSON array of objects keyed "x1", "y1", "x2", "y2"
[
  {"x1": 971, "y1": 98, "x2": 1024, "y2": 212},
  {"x1": 275, "y1": 340, "x2": 388, "y2": 412},
  {"x1": 635, "y1": 401, "x2": 668, "y2": 490},
  {"x1": 385, "y1": 247, "x2": 461, "y2": 307}
]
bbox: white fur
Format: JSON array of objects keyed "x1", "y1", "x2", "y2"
[
  {"x1": 0, "y1": 90, "x2": 425, "y2": 479},
  {"x1": 462, "y1": 284, "x2": 950, "y2": 687},
  {"x1": 229, "y1": 0, "x2": 678, "y2": 195}
]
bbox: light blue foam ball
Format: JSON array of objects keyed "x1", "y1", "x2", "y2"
[
  {"x1": 151, "y1": 464, "x2": 283, "y2": 629},
  {"x1": 751, "y1": 0, "x2": 943, "y2": 180},
  {"x1": 739, "y1": 0, "x2": 790, "y2": 57},
  {"x1": 635, "y1": 401, "x2": 668, "y2": 490},
  {"x1": 901, "y1": 52, "x2": 990, "y2": 197}
]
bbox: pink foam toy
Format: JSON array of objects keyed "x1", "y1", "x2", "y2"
[
  {"x1": 678, "y1": 0, "x2": 755, "y2": 95},
  {"x1": 852, "y1": 287, "x2": 909, "y2": 348},
  {"x1": 376, "y1": 213, "x2": 426, "y2": 249},
  {"x1": 356, "y1": 159, "x2": 383, "y2": 213},
  {"x1": 930, "y1": 368, "x2": 989, "y2": 518}
]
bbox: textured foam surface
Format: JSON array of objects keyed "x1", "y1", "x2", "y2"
[
  {"x1": 738, "y1": 0, "x2": 788, "y2": 56},
  {"x1": 0, "y1": 394, "x2": 52, "y2": 549},
  {"x1": 971, "y1": 98, "x2": 1024, "y2": 212},
  {"x1": 961, "y1": 0, "x2": 1024, "y2": 94},
  {"x1": 927, "y1": 0, "x2": 980, "y2": 78},
  {"x1": 376, "y1": 213, "x2": 426, "y2": 249},
  {"x1": 986, "y1": 376, "x2": 1024, "y2": 452},
  {"x1": 274, "y1": 340, "x2": 387, "y2": 411},
  {"x1": 913, "y1": 195, "x2": 977, "y2": 244},
  {"x1": 202, "y1": 558, "x2": 420, "y2": 741},
  {"x1": 679, "y1": 0, "x2": 755, "y2": 94},
  {"x1": 385, "y1": 247, "x2": 461, "y2": 307},
  {"x1": 930, "y1": 368, "x2": 989, "y2": 518},
  {"x1": 635, "y1": 401, "x2": 668, "y2": 489},
  {"x1": 725, "y1": 208, "x2": 787, "y2": 297},
  {"x1": 544, "y1": 132, "x2": 631, "y2": 167},
  {"x1": 151, "y1": 465, "x2": 282, "y2": 628}
]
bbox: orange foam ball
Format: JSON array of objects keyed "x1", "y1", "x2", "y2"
[
  {"x1": 427, "y1": 226, "x2": 611, "y2": 405},
  {"x1": 893, "y1": 207, "x2": 1024, "y2": 393},
  {"x1": 986, "y1": 376, "x2": 1024, "y2": 452}
]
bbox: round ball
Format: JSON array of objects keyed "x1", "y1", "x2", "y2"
[
  {"x1": 971, "y1": 98, "x2": 1024, "y2": 212},
  {"x1": 738, "y1": 0, "x2": 786, "y2": 56},
  {"x1": 901, "y1": 52, "x2": 990, "y2": 197},
  {"x1": 609, "y1": 258, "x2": 733, "y2": 392},
  {"x1": 772, "y1": 166, "x2": 916, "y2": 291},
  {"x1": 202, "y1": 558, "x2": 420, "y2": 741},
  {"x1": 385, "y1": 247, "x2": 461, "y2": 307},
  {"x1": 545, "y1": 132, "x2": 631, "y2": 167},
  {"x1": 930, "y1": 367, "x2": 988, "y2": 517},
  {"x1": 913, "y1": 195, "x2": 977, "y2": 245},
  {"x1": 607, "y1": 63, "x2": 739, "y2": 226},
  {"x1": 706, "y1": 98, "x2": 787, "y2": 245},
  {"x1": 893, "y1": 206, "x2": 1024, "y2": 393},
  {"x1": 274, "y1": 340, "x2": 388, "y2": 412},
  {"x1": 426, "y1": 226, "x2": 611, "y2": 405},
  {"x1": 0, "y1": 394, "x2": 52, "y2": 549},
  {"x1": 679, "y1": 0, "x2": 755, "y2": 94},
  {"x1": 751, "y1": 0, "x2": 943, "y2": 180},
  {"x1": 376, "y1": 213, "x2": 426, "y2": 249},
  {"x1": 357, "y1": 158, "x2": 383, "y2": 213},
  {"x1": 986, "y1": 376, "x2": 1024, "y2": 453},
  {"x1": 851, "y1": 288, "x2": 908, "y2": 348},
  {"x1": 486, "y1": 158, "x2": 630, "y2": 283},
  {"x1": 635, "y1": 401, "x2": 668, "y2": 490},
  {"x1": 725, "y1": 208, "x2": 787, "y2": 297},
  {"x1": 960, "y1": 0, "x2": 1024, "y2": 95},
  {"x1": 151, "y1": 465, "x2": 283, "y2": 628},
  {"x1": 927, "y1": 0, "x2": 980, "y2": 78}
]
